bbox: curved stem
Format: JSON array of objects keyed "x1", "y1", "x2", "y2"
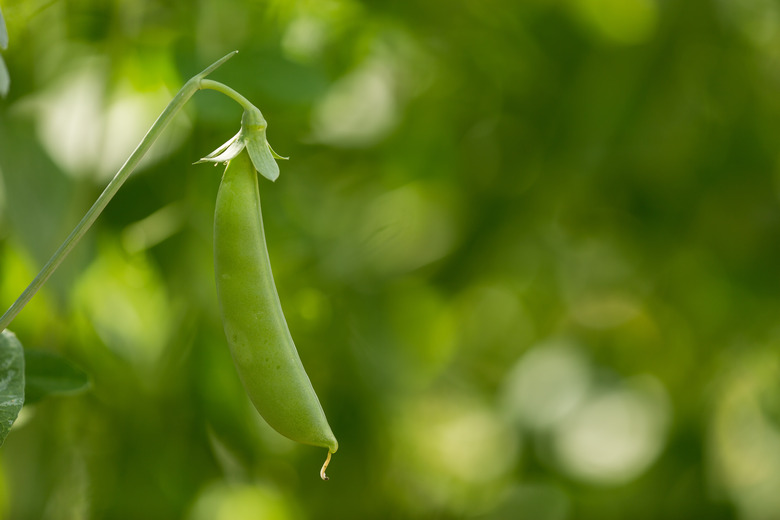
[
  {"x1": 199, "y1": 79, "x2": 255, "y2": 112},
  {"x1": 0, "y1": 51, "x2": 239, "y2": 332}
]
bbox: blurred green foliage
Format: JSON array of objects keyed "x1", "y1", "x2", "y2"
[{"x1": 1, "y1": 0, "x2": 780, "y2": 518}]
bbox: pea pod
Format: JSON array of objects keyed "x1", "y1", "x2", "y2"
[{"x1": 213, "y1": 150, "x2": 337, "y2": 479}]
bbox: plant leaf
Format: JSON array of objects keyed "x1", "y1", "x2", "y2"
[
  {"x1": 0, "y1": 330, "x2": 24, "y2": 447},
  {"x1": 24, "y1": 349, "x2": 90, "y2": 404}
]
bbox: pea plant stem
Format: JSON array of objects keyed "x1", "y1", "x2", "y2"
[
  {"x1": 199, "y1": 79, "x2": 255, "y2": 112},
  {"x1": 0, "y1": 51, "x2": 241, "y2": 332}
]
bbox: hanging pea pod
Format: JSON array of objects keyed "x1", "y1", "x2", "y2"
[{"x1": 212, "y1": 149, "x2": 337, "y2": 480}]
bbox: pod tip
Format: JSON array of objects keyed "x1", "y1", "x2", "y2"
[{"x1": 320, "y1": 451, "x2": 333, "y2": 481}]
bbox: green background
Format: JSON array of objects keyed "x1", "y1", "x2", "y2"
[{"x1": 1, "y1": 0, "x2": 779, "y2": 518}]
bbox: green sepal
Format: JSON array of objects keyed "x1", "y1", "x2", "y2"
[
  {"x1": 241, "y1": 107, "x2": 279, "y2": 182},
  {"x1": 268, "y1": 141, "x2": 289, "y2": 161},
  {"x1": 196, "y1": 131, "x2": 242, "y2": 164},
  {"x1": 245, "y1": 129, "x2": 280, "y2": 182}
]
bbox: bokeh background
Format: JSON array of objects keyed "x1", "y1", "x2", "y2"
[{"x1": 1, "y1": 0, "x2": 780, "y2": 518}]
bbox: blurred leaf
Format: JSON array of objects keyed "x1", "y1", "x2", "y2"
[
  {"x1": 0, "y1": 5, "x2": 7, "y2": 50},
  {"x1": 23, "y1": 349, "x2": 89, "y2": 404},
  {"x1": 0, "y1": 54, "x2": 8, "y2": 98},
  {"x1": 0, "y1": 4, "x2": 6, "y2": 98},
  {"x1": 72, "y1": 241, "x2": 172, "y2": 369},
  {"x1": 0, "y1": 118, "x2": 79, "y2": 293},
  {"x1": 0, "y1": 330, "x2": 24, "y2": 447}
]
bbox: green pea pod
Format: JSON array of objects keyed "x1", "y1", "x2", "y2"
[{"x1": 214, "y1": 151, "x2": 338, "y2": 479}]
